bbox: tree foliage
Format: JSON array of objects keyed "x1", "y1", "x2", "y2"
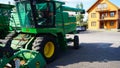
[{"x1": 76, "y1": 2, "x2": 84, "y2": 25}]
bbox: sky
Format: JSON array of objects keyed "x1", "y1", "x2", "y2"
[
  {"x1": 0, "y1": 0, "x2": 120, "y2": 21},
  {"x1": 0, "y1": 0, "x2": 96, "y2": 10},
  {"x1": 60, "y1": 0, "x2": 96, "y2": 10},
  {"x1": 0, "y1": 0, "x2": 119, "y2": 11}
]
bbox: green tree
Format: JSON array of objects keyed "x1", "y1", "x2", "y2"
[
  {"x1": 80, "y1": 2, "x2": 83, "y2": 9},
  {"x1": 76, "y1": 2, "x2": 84, "y2": 26}
]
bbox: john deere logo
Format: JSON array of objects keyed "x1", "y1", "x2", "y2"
[{"x1": 26, "y1": 29, "x2": 29, "y2": 32}]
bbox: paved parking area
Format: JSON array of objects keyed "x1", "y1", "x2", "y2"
[{"x1": 47, "y1": 31, "x2": 120, "y2": 68}]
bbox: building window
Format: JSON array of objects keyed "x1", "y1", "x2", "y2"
[
  {"x1": 91, "y1": 13, "x2": 96, "y2": 18},
  {"x1": 110, "y1": 21, "x2": 114, "y2": 26},
  {"x1": 101, "y1": 13, "x2": 108, "y2": 19},
  {"x1": 91, "y1": 21, "x2": 96, "y2": 26},
  {"x1": 97, "y1": 3, "x2": 108, "y2": 9},
  {"x1": 110, "y1": 12, "x2": 115, "y2": 17}
]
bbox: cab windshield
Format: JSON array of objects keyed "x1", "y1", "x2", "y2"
[
  {"x1": 16, "y1": 1, "x2": 54, "y2": 28},
  {"x1": 36, "y1": 2, "x2": 54, "y2": 27}
]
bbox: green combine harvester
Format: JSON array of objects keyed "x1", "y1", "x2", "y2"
[
  {"x1": 0, "y1": 3, "x2": 14, "y2": 39},
  {"x1": 0, "y1": 0, "x2": 85, "y2": 68}
]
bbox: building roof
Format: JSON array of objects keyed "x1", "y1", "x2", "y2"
[{"x1": 87, "y1": 0, "x2": 120, "y2": 12}]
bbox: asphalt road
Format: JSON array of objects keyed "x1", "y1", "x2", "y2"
[{"x1": 47, "y1": 31, "x2": 120, "y2": 68}]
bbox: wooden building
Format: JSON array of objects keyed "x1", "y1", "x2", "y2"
[{"x1": 87, "y1": 0, "x2": 120, "y2": 31}]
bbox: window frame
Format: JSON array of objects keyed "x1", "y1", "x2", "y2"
[
  {"x1": 110, "y1": 21, "x2": 114, "y2": 26},
  {"x1": 91, "y1": 13, "x2": 96, "y2": 18},
  {"x1": 110, "y1": 12, "x2": 115, "y2": 17},
  {"x1": 91, "y1": 21, "x2": 96, "y2": 26},
  {"x1": 97, "y1": 3, "x2": 108, "y2": 9}
]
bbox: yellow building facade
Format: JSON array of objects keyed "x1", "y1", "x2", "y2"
[{"x1": 87, "y1": 0, "x2": 120, "y2": 31}]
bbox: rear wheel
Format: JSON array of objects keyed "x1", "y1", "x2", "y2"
[
  {"x1": 32, "y1": 36, "x2": 59, "y2": 63},
  {"x1": 74, "y1": 35, "x2": 79, "y2": 49}
]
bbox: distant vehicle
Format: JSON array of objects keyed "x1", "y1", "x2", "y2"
[{"x1": 76, "y1": 26, "x2": 86, "y2": 33}]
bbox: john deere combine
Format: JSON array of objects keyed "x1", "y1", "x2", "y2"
[
  {"x1": 0, "y1": 0, "x2": 85, "y2": 68},
  {"x1": 0, "y1": 3, "x2": 14, "y2": 39}
]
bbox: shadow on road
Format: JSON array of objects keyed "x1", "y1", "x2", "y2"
[{"x1": 47, "y1": 42, "x2": 120, "y2": 68}]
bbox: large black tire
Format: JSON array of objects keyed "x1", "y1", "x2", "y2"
[
  {"x1": 74, "y1": 35, "x2": 79, "y2": 49},
  {"x1": 5, "y1": 32, "x2": 16, "y2": 39},
  {"x1": 32, "y1": 36, "x2": 59, "y2": 63}
]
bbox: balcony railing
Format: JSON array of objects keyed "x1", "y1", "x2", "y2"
[
  {"x1": 100, "y1": 15, "x2": 117, "y2": 20},
  {"x1": 99, "y1": 17, "x2": 118, "y2": 21},
  {"x1": 96, "y1": 8, "x2": 110, "y2": 12}
]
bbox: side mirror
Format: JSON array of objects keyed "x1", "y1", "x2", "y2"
[{"x1": 81, "y1": 10, "x2": 85, "y2": 14}]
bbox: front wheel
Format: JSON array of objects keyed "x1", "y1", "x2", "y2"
[{"x1": 32, "y1": 36, "x2": 59, "y2": 63}]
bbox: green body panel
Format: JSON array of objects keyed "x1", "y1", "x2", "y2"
[
  {"x1": 22, "y1": 28, "x2": 63, "y2": 34},
  {"x1": 21, "y1": 23, "x2": 76, "y2": 34},
  {"x1": 16, "y1": 50, "x2": 46, "y2": 68},
  {"x1": 0, "y1": 49, "x2": 46, "y2": 68}
]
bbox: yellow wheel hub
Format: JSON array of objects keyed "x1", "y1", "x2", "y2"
[{"x1": 44, "y1": 42, "x2": 55, "y2": 58}]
